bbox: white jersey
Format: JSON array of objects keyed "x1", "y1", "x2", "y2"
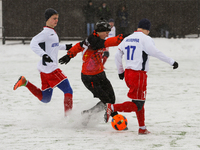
[
  {"x1": 30, "y1": 26, "x2": 66, "y2": 73},
  {"x1": 115, "y1": 31, "x2": 175, "y2": 74},
  {"x1": 108, "y1": 26, "x2": 116, "y2": 38},
  {"x1": 105, "y1": 26, "x2": 116, "y2": 40}
]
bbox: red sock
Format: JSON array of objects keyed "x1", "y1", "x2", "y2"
[
  {"x1": 136, "y1": 106, "x2": 145, "y2": 126},
  {"x1": 26, "y1": 81, "x2": 42, "y2": 100},
  {"x1": 113, "y1": 101, "x2": 138, "y2": 112},
  {"x1": 64, "y1": 93, "x2": 73, "y2": 113}
]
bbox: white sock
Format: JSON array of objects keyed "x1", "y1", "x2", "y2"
[
  {"x1": 111, "y1": 104, "x2": 114, "y2": 111},
  {"x1": 139, "y1": 126, "x2": 146, "y2": 130}
]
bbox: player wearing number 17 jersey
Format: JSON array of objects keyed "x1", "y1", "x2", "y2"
[{"x1": 105, "y1": 18, "x2": 178, "y2": 134}]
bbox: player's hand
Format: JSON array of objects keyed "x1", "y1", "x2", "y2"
[
  {"x1": 59, "y1": 54, "x2": 71, "y2": 64},
  {"x1": 173, "y1": 61, "x2": 178, "y2": 69},
  {"x1": 66, "y1": 44, "x2": 72, "y2": 50},
  {"x1": 42, "y1": 54, "x2": 53, "y2": 65},
  {"x1": 43, "y1": 54, "x2": 53, "y2": 63},
  {"x1": 118, "y1": 72, "x2": 124, "y2": 80}
]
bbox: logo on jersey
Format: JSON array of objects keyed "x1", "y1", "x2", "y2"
[
  {"x1": 126, "y1": 38, "x2": 139, "y2": 43},
  {"x1": 52, "y1": 43, "x2": 59, "y2": 47}
]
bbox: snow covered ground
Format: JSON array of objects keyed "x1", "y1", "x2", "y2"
[{"x1": 0, "y1": 38, "x2": 200, "y2": 150}]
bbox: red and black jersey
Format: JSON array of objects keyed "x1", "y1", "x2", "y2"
[{"x1": 67, "y1": 31, "x2": 124, "y2": 75}]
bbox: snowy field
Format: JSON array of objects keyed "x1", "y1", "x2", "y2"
[{"x1": 0, "y1": 38, "x2": 200, "y2": 150}]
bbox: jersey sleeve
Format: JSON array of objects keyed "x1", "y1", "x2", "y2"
[
  {"x1": 115, "y1": 42, "x2": 125, "y2": 74},
  {"x1": 67, "y1": 42, "x2": 84, "y2": 58},
  {"x1": 144, "y1": 37, "x2": 175, "y2": 65},
  {"x1": 30, "y1": 32, "x2": 47, "y2": 57},
  {"x1": 104, "y1": 34, "x2": 124, "y2": 48},
  {"x1": 58, "y1": 44, "x2": 67, "y2": 50}
]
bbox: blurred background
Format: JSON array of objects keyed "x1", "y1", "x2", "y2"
[{"x1": 1, "y1": 0, "x2": 200, "y2": 44}]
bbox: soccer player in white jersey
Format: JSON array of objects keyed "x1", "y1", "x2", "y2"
[
  {"x1": 102, "y1": 19, "x2": 116, "y2": 65},
  {"x1": 105, "y1": 18, "x2": 178, "y2": 134},
  {"x1": 13, "y1": 8, "x2": 73, "y2": 116}
]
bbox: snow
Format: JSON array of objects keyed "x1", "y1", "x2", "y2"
[{"x1": 0, "y1": 38, "x2": 200, "y2": 150}]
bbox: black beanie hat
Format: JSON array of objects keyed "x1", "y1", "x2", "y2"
[
  {"x1": 95, "y1": 18, "x2": 111, "y2": 32},
  {"x1": 138, "y1": 18, "x2": 151, "y2": 30},
  {"x1": 45, "y1": 8, "x2": 58, "y2": 21}
]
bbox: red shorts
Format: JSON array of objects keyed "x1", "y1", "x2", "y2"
[
  {"x1": 40, "y1": 68, "x2": 67, "y2": 90},
  {"x1": 125, "y1": 69, "x2": 147, "y2": 100}
]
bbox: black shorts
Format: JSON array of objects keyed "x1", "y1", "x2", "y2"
[{"x1": 81, "y1": 71, "x2": 115, "y2": 104}]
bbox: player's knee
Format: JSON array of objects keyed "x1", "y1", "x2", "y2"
[
  {"x1": 57, "y1": 79, "x2": 73, "y2": 94},
  {"x1": 132, "y1": 100, "x2": 145, "y2": 111},
  {"x1": 103, "y1": 51, "x2": 109, "y2": 58},
  {"x1": 41, "y1": 97, "x2": 51, "y2": 103},
  {"x1": 41, "y1": 88, "x2": 53, "y2": 103}
]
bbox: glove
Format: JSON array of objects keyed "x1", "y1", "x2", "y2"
[
  {"x1": 42, "y1": 54, "x2": 53, "y2": 66},
  {"x1": 118, "y1": 72, "x2": 124, "y2": 80},
  {"x1": 66, "y1": 44, "x2": 72, "y2": 50},
  {"x1": 173, "y1": 61, "x2": 178, "y2": 69},
  {"x1": 59, "y1": 54, "x2": 71, "y2": 64},
  {"x1": 123, "y1": 33, "x2": 131, "y2": 38}
]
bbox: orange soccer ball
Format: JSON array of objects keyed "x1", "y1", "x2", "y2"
[{"x1": 111, "y1": 114, "x2": 128, "y2": 130}]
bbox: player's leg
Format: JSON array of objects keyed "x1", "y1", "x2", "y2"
[
  {"x1": 47, "y1": 69, "x2": 73, "y2": 115},
  {"x1": 13, "y1": 76, "x2": 52, "y2": 101},
  {"x1": 136, "y1": 106, "x2": 150, "y2": 134},
  {"x1": 57, "y1": 78, "x2": 73, "y2": 114},
  {"x1": 99, "y1": 74, "x2": 118, "y2": 117},
  {"x1": 27, "y1": 74, "x2": 53, "y2": 102},
  {"x1": 82, "y1": 101, "x2": 105, "y2": 114},
  {"x1": 112, "y1": 101, "x2": 138, "y2": 112},
  {"x1": 105, "y1": 101, "x2": 138, "y2": 123},
  {"x1": 126, "y1": 70, "x2": 150, "y2": 134},
  {"x1": 81, "y1": 72, "x2": 113, "y2": 113}
]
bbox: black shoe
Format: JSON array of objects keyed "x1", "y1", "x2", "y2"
[{"x1": 81, "y1": 110, "x2": 92, "y2": 126}]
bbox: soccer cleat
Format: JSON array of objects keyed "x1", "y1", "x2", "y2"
[
  {"x1": 138, "y1": 128, "x2": 150, "y2": 135},
  {"x1": 13, "y1": 76, "x2": 27, "y2": 90},
  {"x1": 104, "y1": 103, "x2": 112, "y2": 123}
]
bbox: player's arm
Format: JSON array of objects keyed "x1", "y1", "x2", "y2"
[
  {"x1": 87, "y1": 32, "x2": 125, "y2": 50},
  {"x1": 58, "y1": 44, "x2": 72, "y2": 51},
  {"x1": 115, "y1": 44, "x2": 125, "y2": 80},
  {"x1": 30, "y1": 33, "x2": 53, "y2": 66},
  {"x1": 104, "y1": 34, "x2": 124, "y2": 48},
  {"x1": 59, "y1": 42, "x2": 83, "y2": 65},
  {"x1": 144, "y1": 38, "x2": 178, "y2": 69},
  {"x1": 30, "y1": 33, "x2": 47, "y2": 57}
]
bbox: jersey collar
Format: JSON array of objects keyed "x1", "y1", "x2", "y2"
[{"x1": 44, "y1": 26, "x2": 56, "y2": 32}]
